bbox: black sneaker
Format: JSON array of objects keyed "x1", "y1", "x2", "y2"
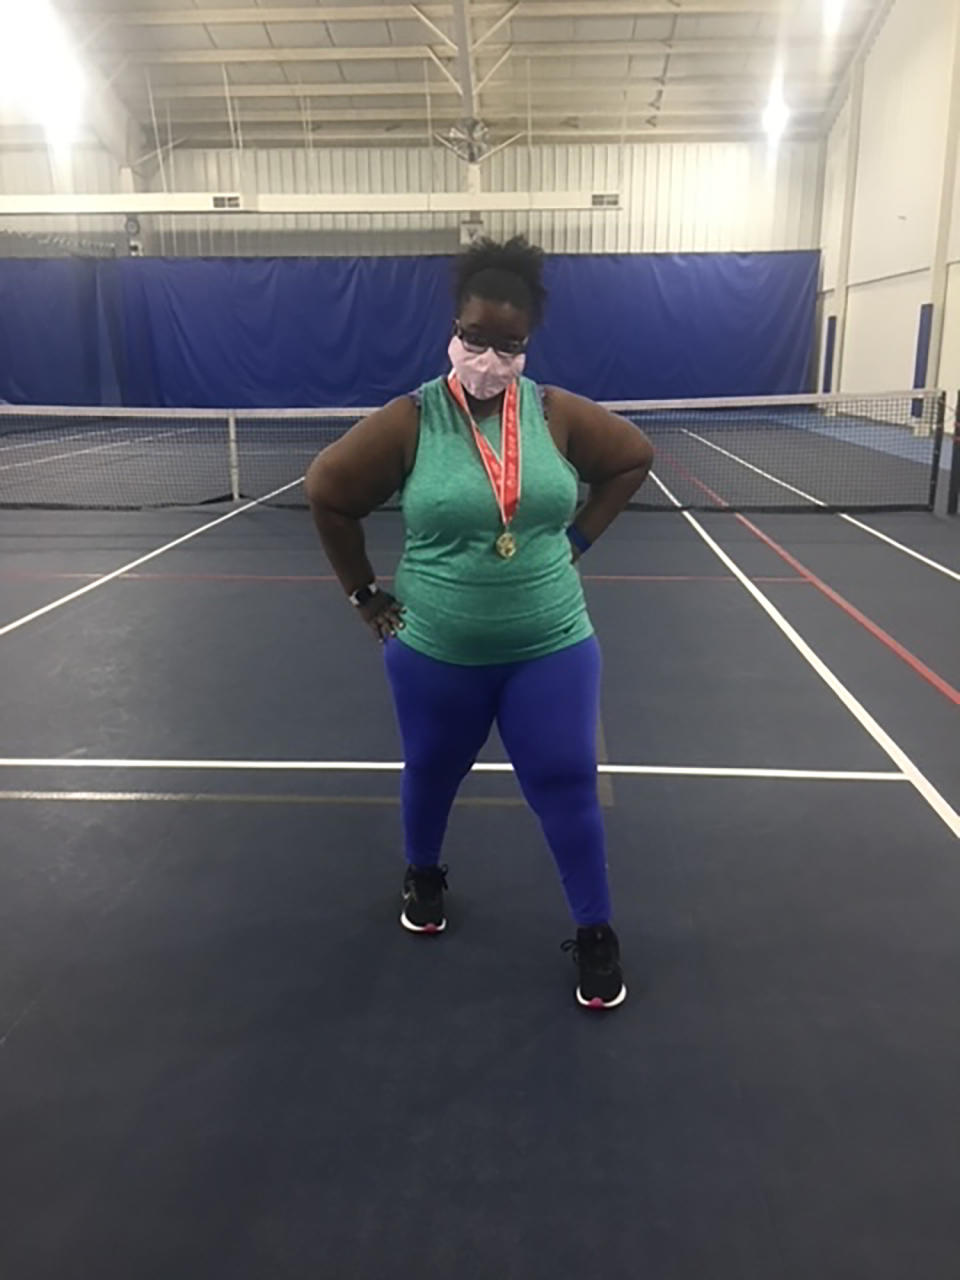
[
  {"x1": 400, "y1": 864, "x2": 449, "y2": 934},
  {"x1": 561, "y1": 925, "x2": 627, "y2": 1009}
]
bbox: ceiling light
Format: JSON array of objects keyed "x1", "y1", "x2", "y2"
[
  {"x1": 762, "y1": 65, "x2": 790, "y2": 149},
  {"x1": 823, "y1": 0, "x2": 847, "y2": 38},
  {"x1": 0, "y1": 0, "x2": 85, "y2": 149}
]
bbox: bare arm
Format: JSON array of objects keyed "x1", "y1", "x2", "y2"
[
  {"x1": 304, "y1": 396, "x2": 418, "y2": 638},
  {"x1": 545, "y1": 387, "x2": 654, "y2": 553}
]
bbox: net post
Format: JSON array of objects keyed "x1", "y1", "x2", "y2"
[
  {"x1": 934, "y1": 392, "x2": 959, "y2": 518},
  {"x1": 930, "y1": 392, "x2": 946, "y2": 512},
  {"x1": 227, "y1": 411, "x2": 241, "y2": 502}
]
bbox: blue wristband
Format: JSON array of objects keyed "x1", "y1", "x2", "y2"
[{"x1": 567, "y1": 525, "x2": 591, "y2": 554}]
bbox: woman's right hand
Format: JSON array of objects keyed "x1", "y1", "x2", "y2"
[{"x1": 360, "y1": 590, "x2": 406, "y2": 644}]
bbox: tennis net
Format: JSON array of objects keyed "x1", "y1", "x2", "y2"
[{"x1": 0, "y1": 389, "x2": 948, "y2": 514}]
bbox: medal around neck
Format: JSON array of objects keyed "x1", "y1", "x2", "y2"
[{"x1": 447, "y1": 371, "x2": 522, "y2": 560}]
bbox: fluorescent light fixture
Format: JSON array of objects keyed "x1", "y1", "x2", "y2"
[
  {"x1": 823, "y1": 0, "x2": 847, "y2": 38},
  {"x1": 762, "y1": 65, "x2": 790, "y2": 148},
  {"x1": 0, "y1": 0, "x2": 85, "y2": 148}
]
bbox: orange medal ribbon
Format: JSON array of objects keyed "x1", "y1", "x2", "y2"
[{"x1": 446, "y1": 372, "x2": 521, "y2": 558}]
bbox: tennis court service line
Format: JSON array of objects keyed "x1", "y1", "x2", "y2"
[
  {"x1": 0, "y1": 428, "x2": 193, "y2": 474},
  {"x1": 0, "y1": 429, "x2": 91, "y2": 455},
  {"x1": 683, "y1": 429, "x2": 960, "y2": 583},
  {"x1": 0, "y1": 758, "x2": 905, "y2": 782},
  {"x1": 649, "y1": 472, "x2": 960, "y2": 840},
  {"x1": 0, "y1": 476, "x2": 305, "y2": 640}
]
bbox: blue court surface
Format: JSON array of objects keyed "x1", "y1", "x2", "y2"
[{"x1": 1, "y1": 498, "x2": 959, "y2": 1280}]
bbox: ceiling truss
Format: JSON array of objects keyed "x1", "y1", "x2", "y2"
[{"x1": 0, "y1": 1, "x2": 881, "y2": 155}]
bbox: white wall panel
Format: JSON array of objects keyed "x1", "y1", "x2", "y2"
[
  {"x1": 161, "y1": 145, "x2": 461, "y2": 255},
  {"x1": 849, "y1": 0, "x2": 955, "y2": 285},
  {"x1": 842, "y1": 270, "x2": 930, "y2": 392},
  {"x1": 472, "y1": 141, "x2": 819, "y2": 254},
  {"x1": 0, "y1": 151, "x2": 54, "y2": 192},
  {"x1": 0, "y1": 148, "x2": 120, "y2": 195},
  {"x1": 1, "y1": 138, "x2": 821, "y2": 257},
  {"x1": 819, "y1": 101, "x2": 849, "y2": 295}
]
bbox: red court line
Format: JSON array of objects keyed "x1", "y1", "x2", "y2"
[
  {"x1": 738, "y1": 521, "x2": 960, "y2": 707},
  {"x1": 654, "y1": 451, "x2": 960, "y2": 708},
  {"x1": 0, "y1": 569, "x2": 805, "y2": 586}
]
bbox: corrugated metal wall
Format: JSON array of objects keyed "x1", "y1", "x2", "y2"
[
  {"x1": 0, "y1": 140, "x2": 823, "y2": 257},
  {"x1": 0, "y1": 148, "x2": 124, "y2": 256},
  {"x1": 484, "y1": 141, "x2": 822, "y2": 253},
  {"x1": 153, "y1": 145, "x2": 463, "y2": 256},
  {"x1": 0, "y1": 148, "x2": 120, "y2": 193}
]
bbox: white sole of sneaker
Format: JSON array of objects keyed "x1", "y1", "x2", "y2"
[
  {"x1": 400, "y1": 911, "x2": 447, "y2": 934},
  {"x1": 576, "y1": 983, "x2": 627, "y2": 1009}
]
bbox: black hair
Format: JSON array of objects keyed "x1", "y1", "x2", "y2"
[{"x1": 454, "y1": 235, "x2": 547, "y2": 326}]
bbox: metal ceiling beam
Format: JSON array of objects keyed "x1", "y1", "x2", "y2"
[
  {"x1": 77, "y1": 2, "x2": 854, "y2": 27},
  {"x1": 409, "y1": 5, "x2": 457, "y2": 51},
  {"x1": 120, "y1": 37, "x2": 857, "y2": 65},
  {"x1": 134, "y1": 124, "x2": 818, "y2": 145},
  {"x1": 477, "y1": 47, "x2": 514, "y2": 92},
  {"x1": 474, "y1": 4, "x2": 518, "y2": 52},
  {"x1": 161, "y1": 105, "x2": 824, "y2": 125},
  {"x1": 424, "y1": 46, "x2": 461, "y2": 90},
  {"x1": 142, "y1": 76, "x2": 836, "y2": 101},
  {"x1": 450, "y1": 0, "x2": 477, "y2": 118}
]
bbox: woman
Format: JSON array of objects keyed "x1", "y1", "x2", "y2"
[{"x1": 306, "y1": 237, "x2": 653, "y2": 1010}]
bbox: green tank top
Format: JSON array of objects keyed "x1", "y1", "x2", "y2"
[{"x1": 394, "y1": 375, "x2": 594, "y2": 666}]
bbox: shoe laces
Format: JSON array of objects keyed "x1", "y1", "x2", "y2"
[
  {"x1": 408, "y1": 864, "x2": 449, "y2": 897},
  {"x1": 561, "y1": 927, "x2": 617, "y2": 973}
]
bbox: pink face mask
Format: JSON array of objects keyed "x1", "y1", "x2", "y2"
[{"x1": 448, "y1": 334, "x2": 526, "y2": 401}]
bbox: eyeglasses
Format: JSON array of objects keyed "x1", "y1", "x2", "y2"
[{"x1": 454, "y1": 323, "x2": 529, "y2": 358}]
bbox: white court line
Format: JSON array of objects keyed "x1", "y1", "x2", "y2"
[
  {"x1": 0, "y1": 430, "x2": 91, "y2": 455},
  {"x1": 0, "y1": 428, "x2": 193, "y2": 474},
  {"x1": 650, "y1": 472, "x2": 960, "y2": 839},
  {"x1": 0, "y1": 476, "x2": 305, "y2": 639},
  {"x1": 684, "y1": 429, "x2": 960, "y2": 583},
  {"x1": 0, "y1": 757, "x2": 906, "y2": 782}
]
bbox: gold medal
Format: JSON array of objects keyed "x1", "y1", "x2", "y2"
[{"x1": 495, "y1": 531, "x2": 517, "y2": 560}]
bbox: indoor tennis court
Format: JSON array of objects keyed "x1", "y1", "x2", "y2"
[{"x1": 2, "y1": 2, "x2": 960, "y2": 1278}]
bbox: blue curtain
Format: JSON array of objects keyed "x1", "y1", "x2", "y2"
[
  {"x1": 0, "y1": 251, "x2": 818, "y2": 407},
  {"x1": 0, "y1": 259, "x2": 105, "y2": 404},
  {"x1": 534, "y1": 252, "x2": 818, "y2": 401}
]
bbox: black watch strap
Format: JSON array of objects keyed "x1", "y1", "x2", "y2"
[{"x1": 349, "y1": 583, "x2": 379, "y2": 608}]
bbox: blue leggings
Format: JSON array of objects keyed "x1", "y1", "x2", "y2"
[{"x1": 384, "y1": 636, "x2": 611, "y2": 927}]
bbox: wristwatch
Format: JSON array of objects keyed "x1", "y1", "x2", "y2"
[{"x1": 349, "y1": 582, "x2": 380, "y2": 608}]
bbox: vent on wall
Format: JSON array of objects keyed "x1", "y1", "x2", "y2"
[
  {"x1": 212, "y1": 194, "x2": 242, "y2": 210},
  {"x1": 591, "y1": 193, "x2": 621, "y2": 209}
]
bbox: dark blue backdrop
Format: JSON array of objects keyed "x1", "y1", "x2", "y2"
[{"x1": 0, "y1": 251, "x2": 818, "y2": 407}]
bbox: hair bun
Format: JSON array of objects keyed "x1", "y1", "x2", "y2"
[{"x1": 455, "y1": 235, "x2": 547, "y2": 324}]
